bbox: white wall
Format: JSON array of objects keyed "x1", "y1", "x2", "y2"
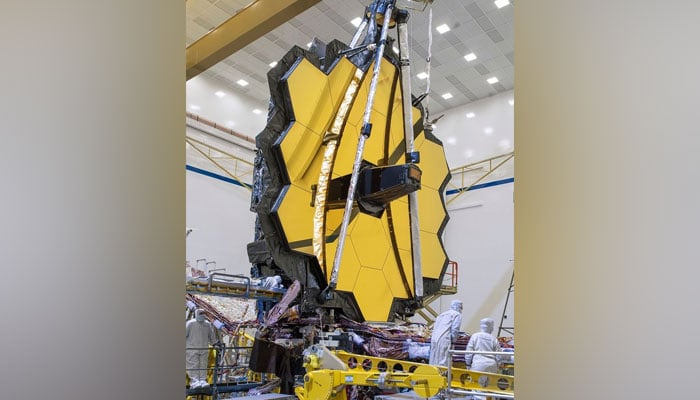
[
  {"x1": 186, "y1": 167, "x2": 256, "y2": 276},
  {"x1": 415, "y1": 91, "x2": 515, "y2": 335},
  {"x1": 433, "y1": 90, "x2": 514, "y2": 168},
  {"x1": 435, "y1": 182, "x2": 514, "y2": 334},
  {"x1": 185, "y1": 74, "x2": 262, "y2": 275}
]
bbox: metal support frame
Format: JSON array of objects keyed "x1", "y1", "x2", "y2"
[
  {"x1": 296, "y1": 347, "x2": 514, "y2": 400},
  {"x1": 446, "y1": 152, "x2": 514, "y2": 205},
  {"x1": 498, "y1": 269, "x2": 515, "y2": 337},
  {"x1": 186, "y1": 0, "x2": 321, "y2": 80},
  {"x1": 328, "y1": 0, "x2": 396, "y2": 291},
  {"x1": 185, "y1": 345, "x2": 261, "y2": 399},
  {"x1": 186, "y1": 276, "x2": 285, "y2": 302},
  {"x1": 396, "y1": 8, "x2": 424, "y2": 299}
]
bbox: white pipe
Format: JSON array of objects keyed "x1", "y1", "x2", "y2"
[
  {"x1": 448, "y1": 389, "x2": 514, "y2": 400},
  {"x1": 450, "y1": 350, "x2": 514, "y2": 357},
  {"x1": 349, "y1": 16, "x2": 369, "y2": 48}
]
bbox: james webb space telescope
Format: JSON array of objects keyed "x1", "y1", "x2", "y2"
[{"x1": 247, "y1": 0, "x2": 451, "y2": 324}]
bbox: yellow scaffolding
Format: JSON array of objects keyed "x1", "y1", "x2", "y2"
[
  {"x1": 186, "y1": 136, "x2": 254, "y2": 190},
  {"x1": 446, "y1": 152, "x2": 514, "y2": 205}
]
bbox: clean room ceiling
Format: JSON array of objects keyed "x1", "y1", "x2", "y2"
[{"x1": 186, "y1": 0, "x2": 513, "y2": 116}]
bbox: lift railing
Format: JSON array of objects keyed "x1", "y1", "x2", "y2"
[
  {"x1": 446, "y1": 348, "x2": 515, "y2": 399},
  {"x1": 185, "y1": 344, "x2": 261, "y2": 399}
]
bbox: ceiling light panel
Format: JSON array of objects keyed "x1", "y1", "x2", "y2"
[
  {"x1": 441, "y1": 93, "x2": 453, "y2": 100},
  {"x1": 236, "y1": 79, "x2": 249, "y2": 87},
  {"x1": 495, "y1": 0, "x2": 511, "y2": 9},
  {"x1": 417, "y1": 72, "x2": 429, "y2": 80},
  {"x1": 487, "y1": 77, "x2": 499, "y2": 84},
  {"x1": 350, "y1": 17, "x2": 362, "y2": 27},
  {"x1": 214, "y1": 91, "x2": 226, "y2": 98},
  {"x1": 435, "y1": 24, "x2": 450, "y2": 34},
  {"x1": 464, "y1": 53, "x2": 477, "y2": 62}
]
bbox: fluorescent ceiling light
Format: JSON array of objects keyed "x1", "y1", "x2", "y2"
[
  {"x1": 495, "y1": 0, "x2": 510, "y2": 9},
  {"x1": 214, "y1": 91, "x2": 226, "y2": 98},
  {"x1": 269, "y1": 61, "x2": 278, "y2": 68},
  {"x1": 436, "y1": 24, "x2": 450, "y2": 34},
  {"x1": 189, "y1": 104, "x2": 200, "y2": 111},
  {"x1": 236, "y1": 79, "x2": 249, "y2": 87},
  {"x1": 306, "y1": 42, "x2": 313, "y2": 48},
  {"x1": 417, "y1": 72, "x2": 429, "y2": 80},
  {"x1": 464, "y1": 53, "x2": 477, "y2": 62},
  {"x1": 393, "y1": 46, "x2": 399, "y2": 54},
  {"x1": 351, "y1": 17, "x2": 362, "y2": 27},
  {"x1": 484, "y1": 127, "x2": 494, "y2": 135},
  {"x1": 508, "y1": 99, "x2": 514, "y2": 106},
  {"x1": 441, "y1": 93, "x2": 453, "y2": 100},
  {"x1": 252, "y1": 109, "x2": 262, "y2": 115},
  {"x1": 466, "y1": 112, "x2": 475, "y2": 118},
  {"x1": 487, "y1": 76, "x2": 499, "y2": 84}
]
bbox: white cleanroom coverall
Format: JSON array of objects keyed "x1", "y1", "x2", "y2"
[
  {"x1": 186, "y1": 310, "x2": 217, "y2": 388},
  {"x1": 465, "y1": 318, "x2": 503, "y2": 400},
  {"x1": 465, "y1": 317, "x2": 502, "y2": 373},
  {"x1": 429, "y1": 300, "x2": 463, "y2": 366},
  {"x1": 262, "y1": 275, "x2": 283, "y2": 289}
]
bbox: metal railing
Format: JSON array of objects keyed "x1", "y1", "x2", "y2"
[
  {"x1": 446, "y1": 349, "x2": 515, "y2": 399},
  {"x1": 186, "y1": 345, "x2": 260, "y2": 399},
  {"x1": 444, "y1": 260, "x2": 459, "y2": 288},
  {"x1": 414, "y1": 260, "x2": 459, "y2": 327}
]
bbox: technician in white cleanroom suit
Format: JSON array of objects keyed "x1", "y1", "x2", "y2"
[
  {"x1": 261, "y1": 275, "x2": 283, "y2": 289},
  {"x1": 186, "y1": 309, "x2": 218, "y2": 389},
  {"x1": 429, "y1": 300, "x2": 463, "y2": 366},
  {"x1": 465, "y1": 317, "x2": 503, "y2": 373}
]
